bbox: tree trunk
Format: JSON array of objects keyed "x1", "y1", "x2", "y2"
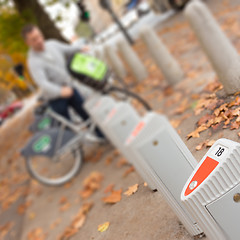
[{"x1": 13, "y1": 0, "x2": 68, "y2": 42}]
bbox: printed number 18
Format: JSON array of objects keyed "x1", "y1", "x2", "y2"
[{"x1": 215, "y1": 147, "x2": 225, "y2": 157}]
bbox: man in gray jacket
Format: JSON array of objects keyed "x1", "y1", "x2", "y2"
[{"x1": 22, "y1": 24, "x2": 103, "y2": 138}]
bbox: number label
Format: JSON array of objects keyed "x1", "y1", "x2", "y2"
[
  {"x1": 210, "y1": 144, "x2": 228, "y2": 160},
  {"x1": 215, "y1": 147, "x2": 225, "y2": 157}
]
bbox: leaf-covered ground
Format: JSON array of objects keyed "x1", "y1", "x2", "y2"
[{"x1": 1, "y1": 0, "x2": 240, "y2": 239}]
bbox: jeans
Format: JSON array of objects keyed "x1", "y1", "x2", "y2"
[{"x1": 49, "y1": 88, "x2": 104, "y2": 138}]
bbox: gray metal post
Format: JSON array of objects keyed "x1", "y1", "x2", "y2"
[
  {"x1": 185, "y1": 0, "x2": 240, "y2": 95},
  {"x1": 104, "y1": 45, "x2": 127, "y2": 79},
  {"x1": 118, "y1": 39, "x2": 148, "y2": 82},
  {"x1": 140, "y1": 26, "x2": 184, "y2": 85}
]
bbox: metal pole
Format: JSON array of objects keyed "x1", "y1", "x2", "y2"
[
  {"x1": 108, "y1": 8, "x2": 134, "y2": 45},
  {"x1": 99, "y1": 0, "x2": 134, "y2": 45}
]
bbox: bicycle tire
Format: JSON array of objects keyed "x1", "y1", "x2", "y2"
[{"x1": 25, "y1": 147, "x2": 83, "y2": 187}]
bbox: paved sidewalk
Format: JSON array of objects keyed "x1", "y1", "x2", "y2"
[{"x1": 1, "y1": 1, "x2": 240, "y2": 240}]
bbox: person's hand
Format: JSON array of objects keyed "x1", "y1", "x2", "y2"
[
  {"x1": 81, "y1": 45, "x2": 90, "y2": 52},
  {"x1": 61, "y1": 86, "x2": 73, "y2": 98}
]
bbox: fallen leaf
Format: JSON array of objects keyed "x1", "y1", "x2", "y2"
[
  {"x1": 60, "y1": 202, "x2": 71, "y2": 212},
  {"x1": 124, "y1": 184, "x2": 139, "y2": 196},
  {"x1": 50, "y1": 218, "x2": 62, "y2": 230},
  {"x1": 104, "y1": 184, "x2": 115, "y2": 194},
  {"x1": 195, "y1": 142, "x2": 205, "y2": 151},
  {"x1": 197, "y1": 114, "x2": 214, "y2": 126},
  {"x1": 173, "y1": 98, "x2": 189, "y2": 115},
  {"x1": 0, "y1": 222, "x2": 14, "y2": 239},
  {"x1": 206, "y1": 139, "x2": 216, "y2": 147},
  {"x1": 17, "y1": 200, "x2": 32, "y2": 215},
  {"x1": 102, "y1": 189, "x2": 122, "y2": 204},
  {"x1": 123, "y1": 166, "x2": 135, "y2": 177},
  {"x1": 204, "y1": 81, "x2": 223, "y2": 92},
  {"x1": 80, "y1": 189, "x2": 93, "y2": 199},
  {"x1": 59, "y1": 197, "x2": 68, "y2": 205},
  {"x1": 228, "y1": 96, "x2": 240, "y2": 107},
  {"x1": 27, "y1": 228, "x2": 46, "y2": 240},
  {"x1": 170, "y1": 119, "x2": 182, "y2": 128},
  {"x1": 187, "y1": 125, "x2": 208, "y2": 139},
  {"x1": 214, "y1": 103, "x2": 228, "y2": 117},
  {"x1": 231, "y1": 122, "x2": 240, "y2": 130},
  {"x1": 116, "y1": 158, "x2": 128, "y2": 168},
  {"x1": 58, "y1": 202, "x2": 93, "y2": 240},
  {"x1": 98, "y1": 222, "x2": 110, "y2": 232},
  {"x1": 144, "y1": 182, "x2": 148, "y2": 187},
  {"x1": 80, "y1": 171, "x2": 104, "y2": 199}
]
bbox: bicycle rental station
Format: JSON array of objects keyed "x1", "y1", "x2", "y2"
[{"x1": 18, "y1": 44, "x2": 240, "y2": 240}]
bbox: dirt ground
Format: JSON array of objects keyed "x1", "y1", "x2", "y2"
[{"x1": 1, "y1": 0, "x2": 240, "y2": 240}]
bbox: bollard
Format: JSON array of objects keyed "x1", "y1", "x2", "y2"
[
  {"x1": 84, "y1": 94, "x2": 101, "y2": 112},
  {"x1": 101, "y1": 102, "x2": 140, "y2": 159},
  {"x1": 84, "y1": 95, "x2": 116, "y2": 129},
  {"x1": 184, "y1": 0, "x2": 240, "y2": 95},
  {"x1": 102, "y1": 103, "x2": 157, "y2": 190},
  {"x1": 104, "y1": 45, "x2": 127, "y2": 80},
  {"x1": 124, "y1": 112, "x2": 203, "y2": 236},
  {"x1": 181, "y1": 138, "x2": 240, "y2": 240},
  {"x1": 140, "y1": 26, "x2": 184, "y2": 85},
  {"x1": 118, "y1": 39, "x2": 148, "y2": 82}
]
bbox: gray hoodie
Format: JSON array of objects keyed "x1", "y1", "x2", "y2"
[{"x1": 27, "y1": 39, "x2": 81, "y2": 100}]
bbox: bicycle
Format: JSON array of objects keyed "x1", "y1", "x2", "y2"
[
  {"x1": 21, "y1": 94, "x2": 104, "y2": 186},
  {"x1": 21, "y1": 52, "x2": 151, "y2": 187}
]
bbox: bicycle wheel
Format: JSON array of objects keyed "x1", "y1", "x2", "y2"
[{"x1": 25, "y1": 147, "x2": 83, "y2": 186}]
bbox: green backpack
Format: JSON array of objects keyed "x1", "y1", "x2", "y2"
[{"x1": 68, "y1": 53, "x2": 109, "y2": 90}]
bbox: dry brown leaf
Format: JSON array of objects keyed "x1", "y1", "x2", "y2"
[
  {"x1": 187, "y1": 125, "x2": 208, "y2": 140},
  {"x1": 124, "y1": 184, "x2": 139, "y2": 196},
  {"x1": 123, "y1": 166, "x2": 135, "y2": 177},
  {"x1": 58, "y1": 202, "x2": 93, "y2": 240},
  {"x1": 212, "y1": 123, "x2": 222, "y2": 131},
  {"x1": 27, "y1": 227, "x2": 46, "y2": 240},
  {"x1": 206, "y1": 139, "x2": 216, "y2": 147},
  {"x1": 80, "y1": 171, "x2": 104, "y2": 199},
  {"x1": 59, "y1": 197, "x2": 68, "y2": 205},
  {"x1": 116, "y1": 158, "x2": 128, "y2": 168},
  {"x1": 50, "y1": 218, "x2": 62, "y2": 230},
  {"x1": 170, "y1": 119, "x2": 182, "y2": 129},
  {"x1": 231, "y1": 122, "x2": 240, "y2": 130},
  {"x1": 60, "y1": 202, "x2": 71, "y2": 212},
  {"x1": 0, "y1": 222, "x2": 14, "y2": 239},
  {"x1": 105, "y1": 156, "x2": 113, "y2": 165},
  {"x1": 72, "y1": 215, "x2": 86, "y2": 229},
  {"x1": 173, "y1": 98, "x2": 189, "y2": 115},
  {"x1": 214, "y1": 103, "x2": 228, "y2": 117},
  {"x1": 196, "y1": 139, "x2": 216, "y2": 151},
  {"x1": 104, "y1": 184, "x2": 115, "y2": 194},
  {"x1": 204, "y1": 81, "x2": 223, "y2": 92},
  {"x1": 197, "y1": 114, "x2": 214, "y2": 126},
  {"x1": 163, "y1": 86, "x2": 174, "y2": 96},
  {"x1": 144, "y1": 182, "x2": 148, "y2": 187},
  {"x1": 228, "y1": 96, "x2": 240, "y2": 107},
  {"x1": 195, "y1": 142, "x2": 205, "y2": 151},
  {"x1": 17, "y1": 200, "x2": 32, "y2": 215},
  {"x1": 79, "y1": 189, "x2": 93, "y2": 199},
  {"x1": 102, "y1": 189, "x2": 122, "y2": 204},
  {"x1": 64, "y1": 182, "x2": 73, "y2": 189}
]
